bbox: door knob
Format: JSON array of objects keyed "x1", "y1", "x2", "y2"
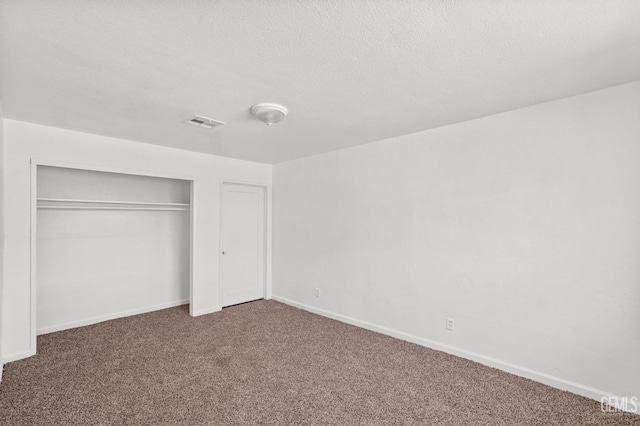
[{"x1": 222, "y1": 251, "x2": 226, "y2": 255}]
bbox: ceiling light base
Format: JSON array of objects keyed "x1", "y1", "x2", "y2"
[{"x1": 250, "y1": 103, "x2": 288, "y2": 127}]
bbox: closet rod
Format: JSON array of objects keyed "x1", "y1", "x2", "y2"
[
  {"x1": 37, "y1": 197, "x2": 190, "y2": 207},
  {"x1": 37, "y1": 206, "x2": 189, "y2": 211}
]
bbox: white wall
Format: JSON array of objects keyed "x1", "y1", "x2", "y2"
[
  {"x1": 273, "y1": 81, "x2": 640, "y2": 401},
  {"x1": 0, "y1": 101, "x2": 5, "y2": 373},
  {"x1": 1, "y1": 120, "x2": 272, "y2": 363}
]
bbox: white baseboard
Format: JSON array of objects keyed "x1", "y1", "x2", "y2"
[
  {"x1": 37, "y1": 299, "x2": 190, "y2": 335},
  {"x1": 0, "y1": 363, "x2": 3, "y2": 383},
  {"x1": 1, "y1": 349, "x2": 37, "y2": 364},
  {"x1": 271, "y1": 295, "x2": 617, "y2": 405},
  {"x1": 190, "y1": 306, "x2": 221, "y2": 316}
]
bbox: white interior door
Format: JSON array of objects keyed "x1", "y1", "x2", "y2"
[{"x1": 220, "y1": 183, "x2": 266, "y2": 307}]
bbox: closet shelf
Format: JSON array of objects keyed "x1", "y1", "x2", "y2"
[{"x1": 37, "y1": 198, "x2": 190, "y2": 211}]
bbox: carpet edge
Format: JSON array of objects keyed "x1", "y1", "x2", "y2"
[{"x1": 271, "y1": 295, "x2": 632, "y2": 412}]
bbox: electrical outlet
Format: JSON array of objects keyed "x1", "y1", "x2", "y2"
[
  {"x1": 446, "y1": 317, "x2": 455, "y2": 331},
  {"x1": 315, "y1": 288, "x2": 321, "y2": 298}
]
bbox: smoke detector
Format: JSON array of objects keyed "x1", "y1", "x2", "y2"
[{"x1": 185, "y1": 115, "x2": 225, "y2": 129}]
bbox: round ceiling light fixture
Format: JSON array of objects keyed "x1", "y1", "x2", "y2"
[{"x1": 250, "y1": 103, "x2": 288, "y2": 127}]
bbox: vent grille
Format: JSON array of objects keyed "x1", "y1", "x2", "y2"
[{"x1": 186, "y1": 115, "x2": 225, "y2": 129}]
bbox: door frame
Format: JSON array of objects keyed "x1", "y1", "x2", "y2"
[{"x1": 218, "y1": 180, "x2": 270, "y2": 307}]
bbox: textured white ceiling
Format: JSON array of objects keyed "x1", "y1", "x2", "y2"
[{"x1": 1, "y1": 1, "x2": 639, "y2": 164}]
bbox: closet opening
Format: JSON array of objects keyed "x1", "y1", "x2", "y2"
[{"x1": 31, "y1": 164, "x2": 193, "y2": 346}]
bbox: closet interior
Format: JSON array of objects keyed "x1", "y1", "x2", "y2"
[{"x1": 36, "y1": 165, "x2": 192, "y2": 334}]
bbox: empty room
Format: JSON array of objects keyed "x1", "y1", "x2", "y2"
[{"x1": 1, "y1": 1, "x2": 639, "y2": 425}]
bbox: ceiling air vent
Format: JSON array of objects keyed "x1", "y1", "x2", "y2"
[{"x1": 186, "y1": 115, "x2": 226, "y2": 129}]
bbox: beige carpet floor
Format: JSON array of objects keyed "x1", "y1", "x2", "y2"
[{"x1": 0, "y1": 300, "x2": 637, "y2": 425}]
